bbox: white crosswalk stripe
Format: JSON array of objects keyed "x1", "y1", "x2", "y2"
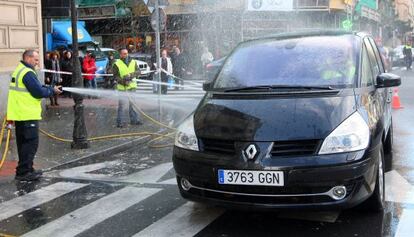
[
  {"x1": 21, "y1": 187, "x2": 161, "y2": 237},
  {"x1": 135, "y1": 81, "x2": 205, "y2": 97},
  {"x1": 132, "y1": 202, "x2": 224, "y2": 237},
  {"x1": 395, "y1": 209, "x2": 414, "y2": 237},
  {"x1": 2, "y1": 169, "x2": 414, "y2": 236},
  {"x1": 385, "y1": 170, "x2": 414, "y2": 204},
  {"x1": 0, "y1": 182, "x2": 89, "y2": 222}
]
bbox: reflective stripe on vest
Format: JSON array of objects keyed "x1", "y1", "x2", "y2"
[
  {"x1": 114, "y1": 59, "x2": 138, "y2": 91},
  {"x1": 7, "y1": 63, "x2": 42, "y2": 121}
]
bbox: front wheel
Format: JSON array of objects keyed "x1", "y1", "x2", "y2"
[{"x1": 363, "y1": 144, "x2": 386, "y2": 212}]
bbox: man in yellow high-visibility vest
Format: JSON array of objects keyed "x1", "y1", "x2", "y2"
[
  {"x1": 7, "y1": 50, "x2": 62, "y2": 181},
  {"x1": 113, "y1": 48, "x2": 142, "y2": 128}
]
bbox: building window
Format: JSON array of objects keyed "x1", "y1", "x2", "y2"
[{"x1": 296, "y1": 0, "x2": 329, "y2": 8}]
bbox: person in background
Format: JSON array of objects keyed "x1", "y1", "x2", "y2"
[
  {"x1": 60, "y1": 51, "x2": 73, "y2": 97},
  {"x1": 403, "y1": 42, "x2": 413, "y2": 70},
  {"x1": 45, "y1": 51, "x2": 62, "y2": 106},
  {"x1": 201, "y1": 47, "x2": 214, "y2": 69},
  {"x1": 82, "y1": 51, "x2": 97, "y2": 89},
  {"x1": 374, "y1": 38, "x2": 390, "y2": 71},
  {"x1": 44, "y1": 52, "x2": 51, "y2": 67},
  {"x1": 171, "y1": 46, "x2": 187, "y2": 89},
  {"x1": 7, "y1": 50, "x2": 62, "y2": 181},
  {"x1": 105, "y1": 52, "x2": 116, "y2": 89},
  {"x1": 160, "y1": 49, "x2": 173, "y2": 94},
  {"x1": 171, "y1": 46, "x2": 187, "y2": 79},
  {"x1": 113, "y1": 48, "x2": 142, "y2": 128}
]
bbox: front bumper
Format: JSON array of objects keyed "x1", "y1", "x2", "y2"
[{"x1": 172, "y1": 146, "x2": 379, "y2": 210}]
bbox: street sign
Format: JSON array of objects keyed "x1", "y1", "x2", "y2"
[
  {"x1": 147, "y1": 0, "x2": 169, "y2": 13},
  {"x1": 361, "y1": 5, "x2": 381, "y2": 22},
  {"x1": 342, "y1": 19, "x2": 353, "y2": 30},
  {"x1": 151, "y1": 8, "x2": 167, "y2": 31}
]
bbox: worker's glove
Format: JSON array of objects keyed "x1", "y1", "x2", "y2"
[{"x1": 123, "y1": 75, "x2": 132, "y2": 86}]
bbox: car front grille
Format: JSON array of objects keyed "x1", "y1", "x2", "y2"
[
  {"x1": 199, "y1": 139, "x2": 320, "y2": 157},
  {"x1": 200, "y1": 138, "x2": 236, "y2": 155},
  {"x1": 271, "y1": 140, "x2": 320, "y2": 157}
]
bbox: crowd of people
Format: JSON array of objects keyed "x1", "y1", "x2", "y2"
[{"x1": 44, "y1": 49, "x2": 99, "y2": 107}]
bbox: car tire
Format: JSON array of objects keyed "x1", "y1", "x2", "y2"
[
  {"x1": 384, "y1": 121, "x2": 393, "y2": 172},
  {"x1": 363, "y1": 144, "x2": 386, "y2": 212}
]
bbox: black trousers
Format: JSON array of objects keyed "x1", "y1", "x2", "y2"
[
  {"x1": 15, "y1": 121, "x2": 39, "y2": 176},
  {"x1": 161, "y1": 75, "x2": 168, "y2": 94}
]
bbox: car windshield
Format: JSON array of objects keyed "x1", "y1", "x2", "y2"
[
  {"x1": 214, "y1": 35, "x2": 359, "y2": 90},
  {"x1": 85, "y1": 44, "x2": 106, "y2": 61}
]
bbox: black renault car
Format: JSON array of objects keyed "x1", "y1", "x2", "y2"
[{"x1": 172, "y1": 31, "x2": 401, "y2": 211}]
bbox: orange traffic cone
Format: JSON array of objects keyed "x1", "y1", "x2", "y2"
[{"x1": 392, "y1": 88, "x2": 403, "y2": 109}]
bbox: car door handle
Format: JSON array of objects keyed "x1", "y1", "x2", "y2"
[{"x1": 386, "y1": 90, "x2": 392, "y2": 103}]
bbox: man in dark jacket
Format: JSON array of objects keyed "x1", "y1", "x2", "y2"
[
  {"x1": 403, "y1": 43, "x2": 413, "y2": 70},
  {"x1": 171, "y1": 47, "x2": 185, "y2": 79},
  {"x1": 7, "y1": 50, "x2": 62, "y2": 181}
]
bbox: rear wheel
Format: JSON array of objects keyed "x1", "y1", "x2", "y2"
[{"x1": 364, "y1": 144, "x2": 385, "y2": 212}]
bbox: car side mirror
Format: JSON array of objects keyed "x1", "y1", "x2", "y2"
[
  {"x1": 376, "y1": 73, "x2": 401, "y2": 88},
  {"x1": 203, "y1": 81, "x2": 213, "y2": 91}
]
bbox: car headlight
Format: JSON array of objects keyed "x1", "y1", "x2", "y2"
[
  {"x1": 319, "y1": 112, "x2": 370, "y2": 155},
  {"x1": 174, "y1": 115, "x2": 199, "y2": 151}
]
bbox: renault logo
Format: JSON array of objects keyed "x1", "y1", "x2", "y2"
[{"x1": 244, "y1": 144, "x2": 258, "y2": 160}]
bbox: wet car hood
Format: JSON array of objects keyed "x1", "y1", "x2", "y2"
[{"x1": 194, "y1": 92, "x2": 356, "y2": 141}]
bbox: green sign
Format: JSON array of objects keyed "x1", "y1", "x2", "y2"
[
  {"x1": 355, "y1": 0, "x2": 377, "y2": 13},
  {"x1": 342, "y1": 19, "x2": 353, "y2": 30}
]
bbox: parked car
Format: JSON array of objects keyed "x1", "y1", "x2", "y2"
[
  {"x1": 391, "y1": 45, "x2": 414, "y2": 67},
  {"x1": 205, "y1": 57, "x2": 226, "y2": 82},
  {"x1": 173, "y1": 31, "x2": 401, "y2": 211},
  {"x1": 100, "y1": 47, "x2": 120, "y2": 59},
  {"x1": 129, "y1": 53, "x2": 153, "y2": 79}
]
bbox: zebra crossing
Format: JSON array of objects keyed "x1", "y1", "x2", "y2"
[
  {"x1": 1, "y1": 166, "x2": 414, "y2": 237},
  {"x1": 0, "y1": 180, "x2": 214, "y2": 237},
  {"x1": 135, "y1": 80, "x2": 205, "y2": 97}
]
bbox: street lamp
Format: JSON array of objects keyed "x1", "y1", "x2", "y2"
[{"x1": 71, "y1": 0, "x2": 89, "y2": 149}]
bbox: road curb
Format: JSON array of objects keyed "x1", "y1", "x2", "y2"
[{"x1": 44, "y1": 135, "x2": 151, "y2": 171}]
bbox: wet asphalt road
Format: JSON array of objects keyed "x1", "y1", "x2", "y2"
[{"x1": 1, "y1": 68, "x2": 414, "y2": 237}]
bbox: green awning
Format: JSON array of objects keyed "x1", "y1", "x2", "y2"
[
  {"x1": 77, "y1": 0, "x2": 116, "y2": 6},
  {"x1": 355, "y1": 0, "x2": 377, "y2": 13}
]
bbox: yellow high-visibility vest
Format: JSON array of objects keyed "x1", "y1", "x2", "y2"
[
  {"x1": 7, "y1": 62, "x2": 42, "y2": 121},
  {"x1": 114, "y1": 59, "x2": 138, "y2": 91}
]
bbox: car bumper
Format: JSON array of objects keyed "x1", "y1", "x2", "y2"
[
  {"x1": 139, "y1": 72, "x2": 152, "y2": 79},
  {"x1": 172, "y1": 146, "x2": 380, "y2": 210}
]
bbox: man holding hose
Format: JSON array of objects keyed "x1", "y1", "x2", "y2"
[
  {"x1": 7, "y1": 50, "x2": 62, "y2": 181},
  {"x1": 113, "y1": 48, "x2": 142, "y2": 128}
]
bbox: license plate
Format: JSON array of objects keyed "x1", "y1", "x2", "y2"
[{"x1": 218, "y1": 169, "x2": 284, "y2": 186}]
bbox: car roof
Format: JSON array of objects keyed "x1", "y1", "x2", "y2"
[
  {"x1": 246, "y1": 29, "x2": 368, "y2": 43},
  {"x1": 100, "y1": 48, "x2": 116, "y2": 52}
]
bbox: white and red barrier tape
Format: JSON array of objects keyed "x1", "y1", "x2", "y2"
[
  {"x1": 41, "y1": 68, "x2": 203, "y2": 87},
  {"x1": 41, "y1": 69, "x2": 157, "y2": 77},
  {"x1": 40, "y1": 69, "x2": 202, "y2": 90}
]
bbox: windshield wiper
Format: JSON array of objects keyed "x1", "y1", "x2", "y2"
[{"x1": 223, "y1": 85, "x2": 334, "y2": 92}]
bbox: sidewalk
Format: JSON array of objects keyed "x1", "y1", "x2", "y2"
[{"x1": 0, "y1": 96, "x2": 179, "y2": 180}]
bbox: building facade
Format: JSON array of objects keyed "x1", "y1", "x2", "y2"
[{"x1": 0, "y1": 0, "x2": 43, "y2": 119}]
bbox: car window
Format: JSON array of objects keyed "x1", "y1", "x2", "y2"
[
  {"x1": 364, "y1": 38, "x2": 381, "y2": 77},
  {"x1": 361, "y1": 45, "x2": 374, "y2": 87},
  {"x1": 214, "y1": 35, "x2": 358, "y2": 89},
  {"x1": 368, "y1": 38, "x2": 385, "y2": 73},
  {"x1": 86, "y1": 44, "x2": 106, "y2": 61}
]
